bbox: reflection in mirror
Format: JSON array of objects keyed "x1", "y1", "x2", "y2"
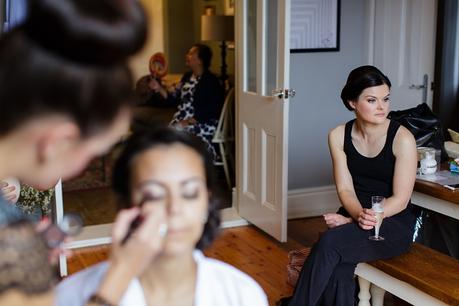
[{"x1": 63, "y1": 0, "x2": 236, "y2": 227}]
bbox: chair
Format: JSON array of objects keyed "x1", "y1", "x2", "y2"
[{"x1": 212, "y1": 87, "x2": 235, "y2": 189}]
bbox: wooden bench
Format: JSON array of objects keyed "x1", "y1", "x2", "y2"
[{"x1": 355, "y1": 243, "x2": 459, "y2": 306}]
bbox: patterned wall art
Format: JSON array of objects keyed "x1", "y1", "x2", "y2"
[{"x1": 290, "y1": 0, "x2": 340, "y2": 53}]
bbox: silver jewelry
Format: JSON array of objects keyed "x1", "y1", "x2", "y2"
[{"x1": 158, "y1": 223, "x2": 168, "y2": 237}]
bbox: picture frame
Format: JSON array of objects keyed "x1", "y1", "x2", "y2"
[
  {"x1": 290, "y1": 0, "x2": 340, "y2": 53},
  {"x1": 224, "y1": 0, "x2": 235, "y2": 16}
]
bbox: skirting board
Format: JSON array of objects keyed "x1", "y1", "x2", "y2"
[{"x1": 287, "y1": 185, "x2": 340, "y2": 219}]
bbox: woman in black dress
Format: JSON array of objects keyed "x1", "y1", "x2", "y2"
[{"x1": 280, "y1": 65, "x2": 417, "y2": 306}]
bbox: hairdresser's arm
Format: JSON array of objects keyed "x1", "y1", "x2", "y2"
[
  {"x1": 329, "y1": 126, "x2": 364, "y2": 222},
  {"x1": 88, "y1": 206, "x2": 165, "y2": 305}
]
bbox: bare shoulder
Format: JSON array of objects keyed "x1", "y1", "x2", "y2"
[
  {"x1": 328, "y1": 124, "x2": 346, "y2": 147},
  {"x1": 393, "y1": 125, "x2": 416, "y2": 154}
]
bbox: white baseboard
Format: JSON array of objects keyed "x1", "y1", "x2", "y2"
[
  {"x1": 288, "y1": 185, "x2": 340, "y2": 219},
  {"x1": 221, "y1": 207, "x2": 249, "y2": 228}
]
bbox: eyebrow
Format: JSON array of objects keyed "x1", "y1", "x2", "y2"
[
  {"x1": 180, "y1": 177, "x2": 206, "y2": 186},
  {"x1": 136, "y1": 177, "x2": 205, "y2": 189},
  {"x1": 364, "y1": 94, "x2": 390, "y2": 99}
]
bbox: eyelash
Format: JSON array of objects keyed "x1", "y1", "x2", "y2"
[
  {"x1": 140, "y1": 193, "x2": 164, "y2": 203},
  {"x1": 367, "y1": 98, "x2": 390, "y2": 103},
  {"x1": 139, "y1": 190, "x2": 200, "y2": 202},
  {"x1": 182, "y1": 190, "x2": 199, "y2": 199}
]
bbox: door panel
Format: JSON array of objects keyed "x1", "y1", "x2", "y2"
[
  {"x1": 366, "y1": 0, "x2": 437, "y2": 110},
  {"x1": 236, "y1": 0, "x2": 290, "y2": 242}
]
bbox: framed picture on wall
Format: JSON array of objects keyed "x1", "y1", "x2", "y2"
[
  {"x1": 224, "y1": 0, "x2": 235, "y2": 15},
  {"x1": 290, "y1": 0, "x2": 340, "y2": 53}
]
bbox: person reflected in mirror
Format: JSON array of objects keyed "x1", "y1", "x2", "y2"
[{"x1": 149, "y1": 44, "x2": 225, "y2": 160}]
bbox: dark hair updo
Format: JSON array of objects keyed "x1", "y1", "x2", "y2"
[
  {"x1": 0, "y1": 0, "x2": 147, "y2": 136},
  {"x1": 0, "y1": 220, "x2": 55, "y2": 295},
  {"x1": 340, "y1": 65, "x2": 391, "y2": 111},
  {"x1": 112, "y1": 126, "x2": 221, "y2": 250},
  {"x1": 193, "y1": 43, "x2": 213, "y2": 71}
]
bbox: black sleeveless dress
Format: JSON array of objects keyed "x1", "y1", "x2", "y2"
[
  {"x1": 337, "y1": 119, "x2": 413, "y2": 219},
  {"x1": 287, "y1": 119, "x2": 416, "y2": 306}
]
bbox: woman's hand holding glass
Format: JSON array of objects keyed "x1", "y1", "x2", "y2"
[
  {"x1": 369, "y1": 196, "x2": 385, "y2": 241},
  {"x1": 357, "y1": 208, "x2": 378, "y2": 230},
  {"x1": 357, "y1": 196, "x2": 386, "y2": 240}
]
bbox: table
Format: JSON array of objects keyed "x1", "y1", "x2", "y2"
[
  {"x1": 412, "y1": 178, "x2": 459, "y2": 220},
  {"x1": 355, "y1": 175, "x2": 459, "y2": 306}
]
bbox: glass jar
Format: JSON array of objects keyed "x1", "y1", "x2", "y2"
[{"x1": 420, "y1": 150, "x2": 437, "y2": 175}]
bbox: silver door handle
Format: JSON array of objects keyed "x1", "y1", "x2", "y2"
[
  {"x1": 272, "y1": 89, "x2": 296, "y2": 99},
  {"x1": 409, "y1": 74, "x2": 428, "y2": 103},
  {"x1": 409, "y1": 84, "x2": 426, "y2": 89}
]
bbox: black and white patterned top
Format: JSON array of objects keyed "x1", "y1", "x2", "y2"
[{"x1": 170, "y1": 74, "x2": 200, "y2": 124}]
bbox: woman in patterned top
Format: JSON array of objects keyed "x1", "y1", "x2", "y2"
[{"x1": 149, "y1": 44, "x2": 225, "y2": 160}]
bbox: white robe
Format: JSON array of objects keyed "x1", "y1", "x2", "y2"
[{"x1": 55, "y1": 250, "x2": 268, "y2": 306}]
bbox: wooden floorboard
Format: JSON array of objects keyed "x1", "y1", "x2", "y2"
[{"x1": 65, "y1": 218, "x2": 408, "y2": 306}]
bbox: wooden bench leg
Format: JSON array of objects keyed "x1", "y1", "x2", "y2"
[
  {"x1": 370, "y1": 284, "x2": 386, "y2": 306},
  {"x1": 358, "y1": 276, "x2": 371, "y2": 306}
]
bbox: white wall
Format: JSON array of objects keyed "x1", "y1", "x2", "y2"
[
  {"x1": 288, "y1": 0, "x2": 366, "y2": 190},
  {"x1": 129, "y1": 0, "x2": 165, "y2": 81}
]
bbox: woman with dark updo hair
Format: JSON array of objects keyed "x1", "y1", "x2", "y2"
[
  {"x1": 0, "y1": 0, "x2": 172, "y2": 304},
  {"x1": 56, "y1": 127, "x2": 268, "y2": 306},
  {"x1": 278, "y1": 66, "x2": 417, "y2": 306},
  {"x1": 0, "y1": 0, "x2": 147, "y2": 189}
]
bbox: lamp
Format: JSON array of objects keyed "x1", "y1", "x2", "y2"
[{"x1": 201, "y1": 14, "x2": 234, "y2": 87}]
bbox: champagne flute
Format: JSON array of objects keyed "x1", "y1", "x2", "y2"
[{"x1": 369, "y1": 196, "x2": 385, "y2": 241}]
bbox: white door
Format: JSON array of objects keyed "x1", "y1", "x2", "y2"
[
  {"x1": 365, "y1": 0, "x2": 437, "y2": 110},
  {"x1": 235, "y1": 0, "x2": 291, "y2": 242}
]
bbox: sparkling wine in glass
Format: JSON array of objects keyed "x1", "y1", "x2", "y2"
[{"x1": 369, "y1": 196, "x2": 385, "y2": 241}]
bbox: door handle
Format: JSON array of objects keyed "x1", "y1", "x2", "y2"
[
  {"x1": 408, "y1": 84, "x2": 426, "y2": 89},
  {"x1": 409, "y1": 74, "x2": 428, "y2": 103},
  {"x1": 272, "y1": 89, "x2": 296, "y2": 99}
]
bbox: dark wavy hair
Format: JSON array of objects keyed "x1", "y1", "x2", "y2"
[
  {"x1": 340, "y1": 65, "x2": 391, "y2": 111},
  {"x1": 0, "y1": 0, "x2": 147, "y2": 136},
  {"x1": 0, "y1": 220, "x2": 55, "y2": 295},
  {"x1": 112, "y1": 126, "x2": 221, "y2": 250},
  {"x1": 193, "y1": 43, "x2": 212, "y2": 71}
]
